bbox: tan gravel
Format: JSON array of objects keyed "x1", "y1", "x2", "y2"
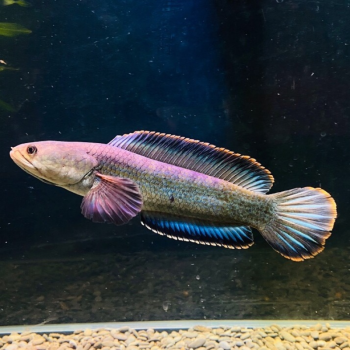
[{"x1": 1, "y1": 323, "x2": 350, "y2": 350}]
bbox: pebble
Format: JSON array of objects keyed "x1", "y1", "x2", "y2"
[
  {"x1": 291, "y1": 330, "x2": 300, "y2": 337},
  {"x1": 218, "y1": 337, "x2": 231, "y2": 342},
  {"x1": 184, "y1": 331, "x2": 198, "y2": 339},
  {"x1": 118, "y1": 327, "x2": 130, "y2": 333},
  {"x1": 241, "y1": 333, "x2": 251, "y2": 340},
  {"x1": 320, "y1": 333, "x2": 333, "y2": 341},
  {"x1": 84, "y1": 330, "x2": 93, "y2": 337},
  {"x1": 218, "y1": 341, "x2": 230, "y2": 350},
  {"x1": 280, "y1": 331, "x2": 295, "y2": 342},
  {"x1": 271, "y1": 325, "x2": 281, "y2": 332},
  {"x1": 310, "y1": 331, "x2": 319, "y2": 339},
  {"x1": 188, "y1": 337, "x2": 206, "y2": 349},
  {"x1": 102, "y1": 341, "x2": 115, "y2": 347},
  {"x1": 111, "y1": 333, "x2": 127, "y2": 341},
  {"x1": 205, "y1": 341, "x2": 218, "y2": 350},
  {"x1": 335, "y1": 337, "x2": 348, "y2": 344},
  {"x1": 275, "y1": 342, "x2": 286, "y2": 350},
  {"x1": 309, "y1": 341, "x2": 318, "y2": 348},
  {"x1": 314, "y1": 324, "x2": 323, "y2": 331},
  {"x1": 5, "y1": 344, "x2": 18, "y2": 350},
  {"x1": 8, "y1": 334, "x2": 21, "y2": 343},
  {"x1": 241, "y1": 329, "x2": 250, "y2": 333},
  {"x1": 328, "y1": 341, "x2": 338, "y2": 348},
  {"x1": 125, "y1": 335, "x2": 136, "y2": 346},
  {"x1": 32, "y1": 336, "x2": 45, "y2": 345},
  {"x1": 231, "y1": 327, "x2": 241, "y2": 332},
  {"x1": 193, "y1": 325, "x2": 211, "y2": 332}
]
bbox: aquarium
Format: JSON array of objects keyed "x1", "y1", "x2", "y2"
[{"x1": 0, "y1": 0, "x2": 349, "y2": 348}]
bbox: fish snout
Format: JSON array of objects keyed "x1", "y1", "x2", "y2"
[
  {"x1": 10, "y1": 147, "x2": 35, "y2": 170},
  {"x1": 9, "y1": 147, "x2": 19, "y2": 161}
]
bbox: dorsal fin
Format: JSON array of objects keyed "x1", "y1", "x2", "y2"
[{"x1": 109, "y1": 131, "x2": 274, "y2": 193}]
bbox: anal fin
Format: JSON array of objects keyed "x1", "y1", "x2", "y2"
[{"x1": 141, "y1": 211, "x2": 254, "y2": 249}]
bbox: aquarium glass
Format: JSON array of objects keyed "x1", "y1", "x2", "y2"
[{"x1": 0, "y1": 0, "x2": 349, "y2": 326}]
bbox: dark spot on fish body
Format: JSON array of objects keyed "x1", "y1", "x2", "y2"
[{"x1": 169, "y1": 194, "x2": 174, "y2": 203}]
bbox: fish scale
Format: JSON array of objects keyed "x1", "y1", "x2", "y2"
[
  {"x1": 89, "y1": 143, "x2": 268, "y2": 225},
  {"x1": 10, "y1": 131, "x2": 337, "y2": 261}
]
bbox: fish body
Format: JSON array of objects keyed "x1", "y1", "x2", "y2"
[
  {"x1": 86, "y1": 144, "x2": 271, "y2": 226},
  {"x1": 10, "y1": 131, "x2": 337, "y2": 261}
]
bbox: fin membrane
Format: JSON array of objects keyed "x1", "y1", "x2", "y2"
[
  {"x1": 261, "y1": 187, "x2": 337, "y2": 261},
  {"x1": 109, "y1": 131, "x2": 274, "y2": 193},
  {"x1": 141, "y1": 211, "x2": 254, "y2": 249},
  {"x1": 81, "y1": 173, "x2": 143, "y2": 225}
]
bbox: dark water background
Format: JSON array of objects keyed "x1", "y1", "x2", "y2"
[{"x1": 0, "y1": 0, "x2": 349, "y2": 325}]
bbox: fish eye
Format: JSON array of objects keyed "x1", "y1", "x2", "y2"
[{"x1": 27, "y1": 145, "x2": 37, "y2": 155}]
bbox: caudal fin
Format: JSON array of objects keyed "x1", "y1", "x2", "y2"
[{"x1": 260, "y1": 187, "x2": 337, "y2": 261}]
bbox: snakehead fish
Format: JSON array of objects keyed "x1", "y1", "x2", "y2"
[{"x1": 10, "y1": 131, "x2": 337, "y2": 261}]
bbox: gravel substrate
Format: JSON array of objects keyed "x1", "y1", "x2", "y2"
[{"x1": 1, "y1": 323, "x2": 350, "y2": 350}]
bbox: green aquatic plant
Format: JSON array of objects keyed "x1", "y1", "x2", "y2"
[
  {"x1": 0, "y1": 99, "x2": 16, "y2": 112},
  {"x1": 0, "y1": 63, "x2": 19, "y2": 112},
  {"x1": 3, "y1": 0, "x2": 31, "y2": 7},
  {"x1": 0, "y1": 61, "x2": 19, "y2": 112},
  {"x1": 0, "y1": 4, "x2": 33, "y2": 115},
  {"x1": 0, "y1": 65, "x2": 18, "y2": 71},
  {"x1": 0, "y1": 22, "x2": 31, "y2": 37}
]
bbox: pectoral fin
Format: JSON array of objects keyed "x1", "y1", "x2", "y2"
[{"x1": 81, "y1": 173, "x2": 142, "y2": 225}]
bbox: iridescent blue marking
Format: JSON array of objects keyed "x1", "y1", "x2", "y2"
[{"x1": 141, "y1": 211, "x2": 253, "y2": 249}]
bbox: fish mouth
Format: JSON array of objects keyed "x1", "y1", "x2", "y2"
[
  {"x1": 10, "y1": 149, "x2": 34, "y2": 169},
  {"x1": 10, "y1": 149, "x2": 57, "y2": 186}
]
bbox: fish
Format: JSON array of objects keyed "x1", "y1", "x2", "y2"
[{"x1": 9, "y1": 130, "x2": 337, "y2": 261}]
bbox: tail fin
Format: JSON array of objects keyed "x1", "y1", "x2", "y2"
[{"x1": 260, "y1": 187, "x2": 337, "y2": 261}]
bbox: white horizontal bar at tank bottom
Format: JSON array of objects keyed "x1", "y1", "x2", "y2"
[{"x1": 0, "y1": 320, "x2": 350, "y2": 334}]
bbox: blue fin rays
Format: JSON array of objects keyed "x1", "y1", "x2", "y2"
[
  {"x1": 141, "y1": 211, "x2": 254, "y2": 249},
  {"x1": 260, "y1": 187, "x2": 337, "y2": 261}
]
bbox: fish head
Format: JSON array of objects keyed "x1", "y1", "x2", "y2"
[{"x1": 10, "y1": 141, "x2": 98, "y2": 188}]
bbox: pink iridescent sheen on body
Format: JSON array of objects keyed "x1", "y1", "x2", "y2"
[
  {"x1": 9, "y1": 131, "x2": 337, "y2": 261},
  {"x1": 83, "y1": 142, "x2": 272, "y2": 228}
]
